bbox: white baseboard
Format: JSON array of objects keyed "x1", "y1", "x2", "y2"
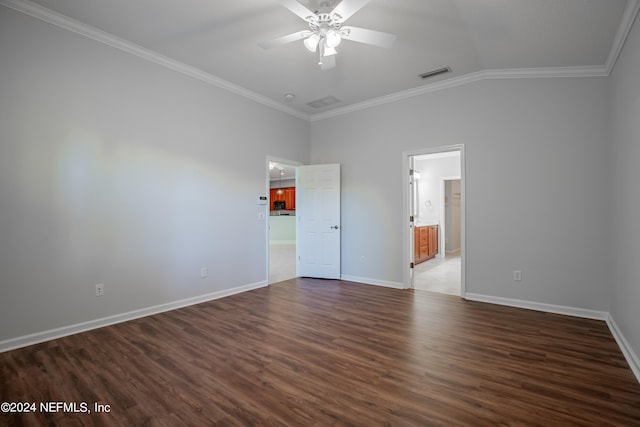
[
  {"x1": 606, "y1": 314, "x2": 640, "y2": 383},
  {"x1": 0, "y1": 280, "x2": 268, "y2": 353},
  {"x1": 464, "y1": 293, "x2": 608, "y2": 320},
  {"x1": 465, "y1": 292, "x2": 639, "y2": 384},
  {"x1": 340, "y1": 274, "x2": 406, "y2": 289}
]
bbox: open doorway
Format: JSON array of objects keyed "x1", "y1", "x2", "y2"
[
  {"x1": 403, "y1": 146, "x2": 465, "y2": 296},
  {"x1": 267, "y1": 158, "x2": 299, "y2": 284}
]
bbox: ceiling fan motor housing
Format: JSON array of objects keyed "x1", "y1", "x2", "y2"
[{"x1": 308, "y1": 13, "x2": 342, "y2": 36}]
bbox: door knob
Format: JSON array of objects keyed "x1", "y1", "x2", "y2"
[{"x1": 331, "y1": 225, "x2": 340, "y2": 230}]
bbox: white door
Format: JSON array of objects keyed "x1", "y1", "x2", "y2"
[{"x1": 296, "y1": 164, "x2": 341, "y2": 279}]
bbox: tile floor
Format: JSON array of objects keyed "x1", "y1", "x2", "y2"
[
  {"x1": 413, "y1": 251, "x2": 461, "y2": 296},
  {"x1": 269, "y1": 243, "x2": 296, "y2": 284}
]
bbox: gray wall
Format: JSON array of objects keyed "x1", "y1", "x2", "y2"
[
  {"x1": 310, "y1": 77, "x2": 610, "y2": 310},
  {"x1": 610, "y1": 10, "x2": 640, "y2": 366},
  {"x1": 0, "y1": 8, "x2": 309, "y2": 341}
]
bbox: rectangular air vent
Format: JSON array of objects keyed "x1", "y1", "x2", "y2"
[
  {"x1": 419, "y1": 66, "x2": 452, "y2": 80},
  {"x1": 306, "y1": 96, "x2": 341, "y2": 109}
]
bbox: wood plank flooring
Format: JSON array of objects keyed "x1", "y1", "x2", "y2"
[{"x1": 1, "y1": 278, "x2": 639, "y2": 426}]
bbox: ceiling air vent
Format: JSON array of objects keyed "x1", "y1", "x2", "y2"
[
  {"x1": 419, "y1": 66, "x2": 451, "y2": 80},
  {"x1": 306, "y1": 96, "x2": 341, "y2": 109}
]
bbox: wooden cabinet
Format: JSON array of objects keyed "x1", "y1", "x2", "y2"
[
  {"x1": 428, "y1": 225, "x2": 438, "y2": 258},
  {"x1": 414, "y1": 225, "x2": 439, "y2": 265},
  {"x1": 270, "y1": 187, "x2": 295, "y2": 211},
  {"x1": 269, "y1": 188, "x2": 282, "y2": 210},
  {"x1": 417, "y1": 227, "x2": 429, "y2": 263},
  {"x1": 270, "y1": 189, "x2": 282, "y2": 210},
  {"x1": 284, "y1": 187, "x2": 296, "y2": 210}
]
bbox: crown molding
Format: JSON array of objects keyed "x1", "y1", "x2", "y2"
[
  {"x1": 0, "y1": 0, "x2": 311, "y2": 121},
  {"x1": 2, "y1": 0, "x2": 638, "y2": 123},
  {"x1": 605, "y1": 0, "x2": 640, "y2": 73},
  {"x1": 309, "y1": 65, "x2": 609, "y2": 121}
]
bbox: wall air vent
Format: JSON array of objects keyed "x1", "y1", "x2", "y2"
[
  {"x1": 306, "y1": 96, "x2": 341, "y2": 109},
  {"x1": 419, "y1": 66, "x2": 452, "y2": 80}
]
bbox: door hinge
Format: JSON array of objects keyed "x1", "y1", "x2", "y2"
[
  {"x1": 410, "y1": 215, "x2": 414, "y2": 222},
  {"x1": 410, "y1": 262, "x2": 414, "y2": 269},
  {"x1": 409, "y1": 169, "x2": 414, "y2": 176}
]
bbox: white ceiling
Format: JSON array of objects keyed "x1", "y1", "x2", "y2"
[
  {"x1": 5, "y1": 0, "x2": 638, "y2": 119},
  {"x1": 269, "y1": 162, "x2": 297, "y2": 181}
]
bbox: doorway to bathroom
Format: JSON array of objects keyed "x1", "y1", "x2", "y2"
[{"x1": 404, "y1": 146, "x2": 465, "y2": 296}]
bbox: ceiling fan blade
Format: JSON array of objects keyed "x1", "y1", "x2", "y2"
[
  {"x1": 341, "y1": 26, "x2": 397, "y2": 48},
  {"x1": 320, "y1": 54, "x2": 336, "y2": 70},
  {"x1": 258, "y1": 30, "x2": 311, "y2": 49},
  {"x1": 331, "y1": 0, "x2": 371, "y2": 22},
  {"x1": 278, "y1": 0, "x2": 316, "y2": 22}
]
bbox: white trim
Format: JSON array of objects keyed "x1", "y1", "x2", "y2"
[
  {"x1": 605, "y1": 0, "x2": 640, "y2": 74},
  {"x1": 2, "y1": 0, "x2": 638, "y2": 123},
  {"x1": 483, "y1": 65, "x2": 609, "y2": 79},
  {"x1": 0, "y1": 0, "x2": 309, "y2": 121},
  {"x1": 0, "y1": 281, "x2": 268, "y2": 353},
  {"x1": 403, "y1": 153, "x2": 415, "y2": 289},
  {"x1": 606, "y1": 314, "x2": 640, "y2": 383},
  {"x1": 465, "y1": 293, "x2": 608, "y2": 320},
  {"x1": 340, "y1": 275, "x2": 405, "y2": 289}
]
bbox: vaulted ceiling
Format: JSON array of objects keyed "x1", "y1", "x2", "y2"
[{"x1": 4, "y1": 0, "x2": 638, "y2": 120}]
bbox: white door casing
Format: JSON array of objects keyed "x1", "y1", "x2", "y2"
[
  {"x1": 409, "y1": 155, "x2": 416, "y2": 287},
  {"x1": 296, "y1": 164, "x2": 341, "y2": 279}
]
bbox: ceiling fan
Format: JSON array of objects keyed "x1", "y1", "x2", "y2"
[{"x1": 259, "y1": 0, "x2": 397, "y2": 70}]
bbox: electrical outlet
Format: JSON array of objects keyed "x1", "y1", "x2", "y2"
[
  {"x1": 513, "y1": 270, "x2": 522, "y2": 281},
  {"x1": 95, "y1": 284, "x2": 104, "y2": 297},
  {"x1": 360, "y1": 256, "x2": 366, "y2": 264},
  {"x1": 201, "y1": 267, "x2": 208, "y2": 278}
]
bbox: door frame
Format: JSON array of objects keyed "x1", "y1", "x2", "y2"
[
  {"x1": 265, "y1": 156, "x2": 301, "y2": 285},
  {"x1": 402, "y1": 145, "x2": 466, "y2": 296}
]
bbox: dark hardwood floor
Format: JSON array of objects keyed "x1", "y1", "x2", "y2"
[{"x1": 1, "y1": 278, "x2": 639, "y2": 426}]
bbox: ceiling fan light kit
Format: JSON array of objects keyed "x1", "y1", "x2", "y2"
[
  {"x1": 260, "y1": 0, "x2": 397, "y2": 70},
  {"x1": 304, "y1": 33, "x2": 321, "y2": 52},
  {"x1": 325, "y1": 29, "x2": 342, "y2": 48}
]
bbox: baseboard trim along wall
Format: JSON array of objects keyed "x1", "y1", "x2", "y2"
[
  {"x1": 0, "y1": 281, "x2": 268, "y2": 354},
  {"x1": 465, "y1": 293, "x2": 640, "y2": 383},
  {"x1": 606, "y1": 314, "x2": 640, "y2": 383},
  {"x1": 464, "y1": 293, "x2": 609, "y2": 320},
  {"x1": 340, "y1": 275, "x2": 405, "y2": 289}
]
